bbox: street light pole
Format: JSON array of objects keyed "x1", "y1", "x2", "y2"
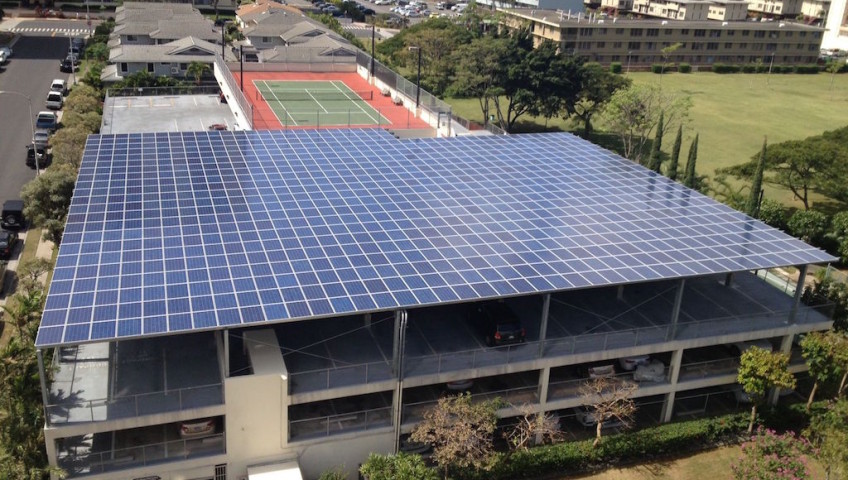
[
  {"x1": 627, "y1": 50, "x2": 632, "y2": 74},
  {"x1": 0, "y1": 90, "x2": 39, "y2": 176},
  {"x1": 408, "y1": 45, "x2": 421, "y2": 110},
  {"x1": 767, "y1": 51, "x2": 775, "y2": 85}
]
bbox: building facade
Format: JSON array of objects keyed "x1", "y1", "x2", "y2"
[
  {"x1": 503, "y1": 9, "x2": 823, "y2": 66},
  {"x1": 823, "y1": 0, "x2": 848, "y2": 48}
]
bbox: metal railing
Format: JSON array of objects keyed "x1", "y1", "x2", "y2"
[
  {"x1": 289, "y1": 361, "x2": 393, "y2": 394},
  {"x1": 284, "y1": 304, "x2": 830, "y2": 395},
  {"x1": 105, "y1": 85, "x2": 222, "y2": 97},
  {"x1": 57, "y1": 433, "x2": 225, "y2": 475},
  {"x1": 46, "y1": 383, "x2": 223, "y2": 425},
  {"x1": 214, "y1": 53, "x2": 253, "y2": 129},
  {"x1": 547, "y1": 371, "x2": 642, "y2": 402},
  {"x1": 289, "y1": 406, "x2": 392, "y2": 440},
  {"x1": 250, "y1": 106, "x2": 418, "y2": 131},
  {"x1": 677, "y1": 358, "x2": 740, "y2": 381},
  {"x1": 402, "y1": 385, "x2": 539, "y2": 424}
]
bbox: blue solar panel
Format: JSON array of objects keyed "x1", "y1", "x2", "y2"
[{"x1": 36, "y1": 129, "x2": 836, "y2": 347}]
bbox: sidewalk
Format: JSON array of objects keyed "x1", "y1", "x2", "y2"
[{"x1": 0, "y1": 229, "x2": 55, "y2": 308}]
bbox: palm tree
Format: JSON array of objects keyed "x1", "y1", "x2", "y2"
[{"x1": 186, "y1": 61, "x2": 210, "y2": 85}]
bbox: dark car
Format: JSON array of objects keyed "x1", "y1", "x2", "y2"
[
  {"x1": 363, "y1": 7, "x2": 376, "y2": 14},
  {"x1": 470, "y1": 302, "x2": 526, "y2": 346},
  {"x1": 26, "y1": 145, "x2": 50, "y2": 168},
  {"x1": 59, "y1": 56, "x2": 78, "y2": 72},
  {"x1": 213, "y1": 18, "x2": 232, "y2": 26},
  {"x1": 1, "y1": 200, "x2": 25, "y2": 231},
  {"x1": 0, "y1": 230, "x2": 20, "y2": 260}
]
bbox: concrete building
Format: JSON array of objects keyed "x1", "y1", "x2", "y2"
[
  {"x1": 708, "y1": 0, "x2": 750, "y2": 22},
  {"x1": 823, "y1": 0, "x2": 848, "y2": 48},
  {"x1": 39, "y1": 124, "x2": 834, "y2": 480},
  {"x1": 503, "y1": 8, "x2": 823, "y2": 66},
  {"x1": 633, "y1": 0, "x2": 713, "y2": 21}
]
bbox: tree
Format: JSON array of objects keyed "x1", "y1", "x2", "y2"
[
  {"x1": 405, "y1": 23, "x2": 473, "y2": 95},
  {"x1": 659, "y1": 42, "x2": 683, "y2": 86},
  {"x1": 745, "y1": 138, "x2": 767, "y2": 217},
  {"x1": 757, "y1": 198, "x2": 787, "y2": 230},
  {"x1": 449, "y1": 35, "x2": 508, "y2": 126},
  {"x1": 720, "y1": 135, "x2": 848, "y2": 211},
  {"x1": 803, "y1": 277, "x2": 848, "y2": 334},
  {"x1": 504, "y1": 404, "x2": 563, "y2": 451},
  {"x1": 82, "y1": 62, "x2": 104, "y2": 91},
  {"x1": 600, "y1": 83, "x2": 691, "y2": 164},
  {"x1": 567, "y1": 62, "x2": 631, "y2": 136},
  {"x1": 787, "y1": 209, "x2": 829, "y2": 244},
  {"x1": 50, "y1": 126, "x2": 90, "y2": 170},
  {"x1": 578, "y1": 377, "x2": 637, "y2": 447},
  {"x1": 737, "y1": 346, "x2": 796, "y2": 433},
  {"x1": 360, "y1": 452, "x2": 439, "y2": 480},
  {"x1": 829, "y1": 332, "x2": 848, "y2": 396},
  {"x1": 804, "y1": 399, "x2": 848, "y2": 480},
  {"x1": 410, "y1": 393, "x2": 499, "y2": 478},
  {"x1": 646, "y1": 110, "x2": 664, "y2": 172},
  {"x1": 732, "y1": 427, "x2": 813, "y2": 480},
  {"x1": 84, "y1": 42, "x2": 109, "y2": 62},
  {"x1": 186, "y1": 61, "x2": 211, "y2": 85},
  {"x1": 1, "y1": 290, "x2": 44, "y2": 344},
  {"x1": 64, "y1": 94, "x2": 100, "y2": 116},
  {"x1": 667, "y1": 125, "x2": 682, "y2": 180},
  {"x1": 827, "y1": 211, "x2": 848, "y2": 263},
  {"x1": 710, "y1": 173, "x2": 747, "y2": 211},
  {"x1": 15, "y1": 258, "x2": 51, "y2": 297},
  {"x1": 800, "y1": 331, "x2": 839, "y2": 411},
  {"x1": 20, "y1": 164, "x2": 78, "y2": 245},
  {"x1": 61, "y1": 111, "x2": 101, "y2": 135},
  {"x1": 683, "y1": 134, "x2": 699, "y2": 189}
]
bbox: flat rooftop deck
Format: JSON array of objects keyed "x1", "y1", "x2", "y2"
[{"x1": 101, "y1": 94, "x2": 239, "y2": 134}]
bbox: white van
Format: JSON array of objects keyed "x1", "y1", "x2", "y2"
[
  {"x1": 51, "y1": 79, "x2": 68, "y2": 96},
  {"x1": 46, "y1": 91, "x2": 64, "y2": 110},
  {"x1": 453, "y1": 2, "x2": 467, "y2": 12}
]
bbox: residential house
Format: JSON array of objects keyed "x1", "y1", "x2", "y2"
[{"x1": 102, "y1": 36, "x2": 236, "y2": 82}]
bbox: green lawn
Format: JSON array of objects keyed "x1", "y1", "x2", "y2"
[{"x1": 445, "y1": 72, "x2": 848, "y2": 207}]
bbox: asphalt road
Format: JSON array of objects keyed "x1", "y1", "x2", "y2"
[{"x1": 0, "y1": 21, "x2": 83, "y2": 207}]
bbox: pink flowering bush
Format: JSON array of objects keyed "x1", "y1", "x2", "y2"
[{"x1": 732, "y1": 427, "x2": 814, "y2": 480}]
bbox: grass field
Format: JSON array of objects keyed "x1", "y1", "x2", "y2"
[
  {"x1": 571, "y1": 445, "x2": 825, "y2": 480},
  {"x1": 446, "y1": 72, "x2": 848, "y2": 207}
]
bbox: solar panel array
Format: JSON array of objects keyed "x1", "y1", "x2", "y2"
[{"x1": 35, "y1": 129, "x2": 835, "y2": 347}]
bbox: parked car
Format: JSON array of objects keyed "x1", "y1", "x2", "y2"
[
  {"x1": 729, "y1": 339, "x2": 773, "y2": 356},
  {"x1": 59, "y1": 57, "x2": 74, "y2": 73},
  {"x1": 26, "y1": 145, "x2": 50, "y2": 168},
  {"x1": 469, "y1": 301, "x2": 525, "y2": 346},
  {"x1": 51, "y1": 78, "x2": 68, "y2": 96},
  {"x1": 71, "y1": 37, "x2": 86, "y2": 50},
  {"x1": 618, "y1": 355, "x2": 650, "y2": 371},
  {"x1": 33, "y1": 129, "x2": 50, "y2": 149},
  {"x1": 0, "y1": 231, "x2": 19, "y2": 260},
  {"x1": 35, "y1": 112, "x2": 57, "y2": 131},
  {"x1": 362, "y1": 7, "x2": 376, "y2": 14},
  {"x1": 0, "y1": 50, "x2": 7, "y2": 65},
  {"x1": 572, "y1": 406, "x2": 625, "y2": 428},
  {"x1": 585, "y1": 363, "x2": 615, "y2": 379},
  {"x1": 0, "y1": 46, "x2": 12, "y2": 58},
  {"x1": 633, "y1": 359, "x2": 665, "y2": 382},
  {"x1": 179, "y1": 418, "x2": 216, "y2": 439},
  {"x1": 1, "y1": 200, "x2": 26, "y2": 231},
  {"x1": 46, "y1": 91, "x2": 64, "y2": 110},
  {"x1": 446, "y1": 379, "x2": 473, "y2": 391}
]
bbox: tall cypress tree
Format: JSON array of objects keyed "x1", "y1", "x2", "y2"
[
  {"x1": 667, "y1": 125, "x2": 683, "y2": 181},
  {"x1": 683, "y1": 134, "x2": 699, "y2": 189},
  {"x1": 745, "y1": 138, "x2": 767, "y2": 217},
  {"x1": 647, "y1": 111, "x2": 664, "y2": 173}
]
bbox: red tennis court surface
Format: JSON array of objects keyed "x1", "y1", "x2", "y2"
[{"x1": 234, "y1": 71, "x2": 431, "y2": 131}]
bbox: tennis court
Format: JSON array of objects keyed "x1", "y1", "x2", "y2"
[{"x1": 255, "y1": 79, "x2": 390, "y2": 127}]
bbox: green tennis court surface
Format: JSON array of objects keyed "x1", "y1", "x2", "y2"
[{"x1": 255, "y1": 80, "x2": 391, "y2": 127}]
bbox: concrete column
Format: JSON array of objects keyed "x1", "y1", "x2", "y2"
[
  {"x1": 724, "y1": 272, "x2": 734, "y2": 287},
  {"x1": 391, "y1": 310, "x2": 408, "y2": 453},
  {"x1": 666, "y1": 279, "x2": 686, "y2": 341},
  {"x1": 767, "y1": 334, "x2": 794, "y2": 406},
  {"x1": 364, "y1": 313, "x2": 372, "y2": 329},
  {"x1": 538, "y1": 294, "x2": 551, "y2": 358},
  {"x1": 37, "y1": 349, "x2": 50, "y2": 425},
  {"x1": 661, "y1": 348, "x2": 684, "y2": 422},
  {"x1": 789, "y1": 264, "x2": 807, "y2": 324},
  {"x1": 223, "y1": 329, "x2": 230, "y2": 378},
  {"x1": 617, "y1": 284, "x2": 624, "y2": 301},
  {"x1": 537, "y1": 367, "x2": 550, "y2": 406}
]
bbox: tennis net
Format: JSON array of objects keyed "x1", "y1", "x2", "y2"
[{"x1": 257, "y1": 89, "x2": 374, "y2": 102}]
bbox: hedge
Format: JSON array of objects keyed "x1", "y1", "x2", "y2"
[
  {"x1": 794, "y1": 64, "x2": 821, "y2": 74},
  {"x1": 678, "y1": 63, "x2": 691, "y2": 73},
  {"x1": 712, "y1": 63, "x2": 742, "y2": 74},
  {"x1": 461, "y1": 412, "x2": 750, "y2": 480},
  {"x1": 610, "y1": 62, "x2": 622, "y2": 74}
]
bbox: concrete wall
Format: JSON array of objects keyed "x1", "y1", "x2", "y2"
[{"x1": 823, "y1": 0, "x2": 848, "y2": 49}]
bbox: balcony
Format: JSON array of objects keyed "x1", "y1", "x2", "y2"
[{"x1": 47, "y1": 332, "x2": 223, "y2": 425}]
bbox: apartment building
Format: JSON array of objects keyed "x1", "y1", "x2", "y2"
[
  {"x1": 503, "y1": 9, "x2": 822, "y2": 66},
  {"x1": 38, "y1": 125, "x2": 834, "y2": 480},
  {"x1": 633, "y1": 0, "x2": 712, "y2": 21},
  {"x1": 708, "y1": 0, "x2": 750, "y2": 21},
  {"x1": 823, "y1": 0, "x2": 848, "y2": 48}
]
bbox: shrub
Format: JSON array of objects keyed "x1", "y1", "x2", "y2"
[
  {"x1": 742, "y1": 64, "x2": 757, "y2": 73},
  {"x1": 712, "y1": 63, "x2": 741, "y2": 73},
  {"x1": 678, "y1": 62, "x2": 691, "y2": 73},
  {"x1": 470, "y1": 413, "x2": 749, "y2": 480},
  {"x1": 610, "y1": 62, "x2": 622, "y2": 74},
  {"x1": 651, "y1": 64, "x2": 663, "y2": 74},
  {"x1": 787, "y1": 210, "x2": 829, "y2": 244},
  {"x1": 756, "y1": 198, "x2": 787, "y2": 230},
  {"x1": 794, "y1": 64, "x2": 821, "y2": 74},
  {"x1": 731, "y1": 427, "x2": 814, "y2": 480}
]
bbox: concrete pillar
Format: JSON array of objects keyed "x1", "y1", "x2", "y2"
[
  {"x1": 768, "y1": 334, "x2": 794, "y2": 406},
  {"x1": 37, "y1": 349, "x2": 50, "y2": 425},
  {"x1": 617, "y1": 284, "x2": 624, "y2": 301},
  {"x1": 537, "y1": 367, "x2": 550, "y2": 406},
  {"x1": 661, "y1": 348, "x2": 684, "y2": 422},
  {"x1": 724, "y1": 272, "x2": 734, "y2": 287},
  {"x1": 666, "y1": 279, "x2": 686, "y2": 341},
  {"x1": 538, "y1": 294, "x2": 551, "y2": 358},
  {"x1": 391, "y1": 310, "x2": 408, "y2": 453},
  {"x1": 223, "y1": 329, "x2": 230, "y2": 378},
  {"x1": 789, "y1": 264, "x2": 807, "y2": 324},
  {"x1": 364, "y1": 313, "x2": 372, "y2": 329}
]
